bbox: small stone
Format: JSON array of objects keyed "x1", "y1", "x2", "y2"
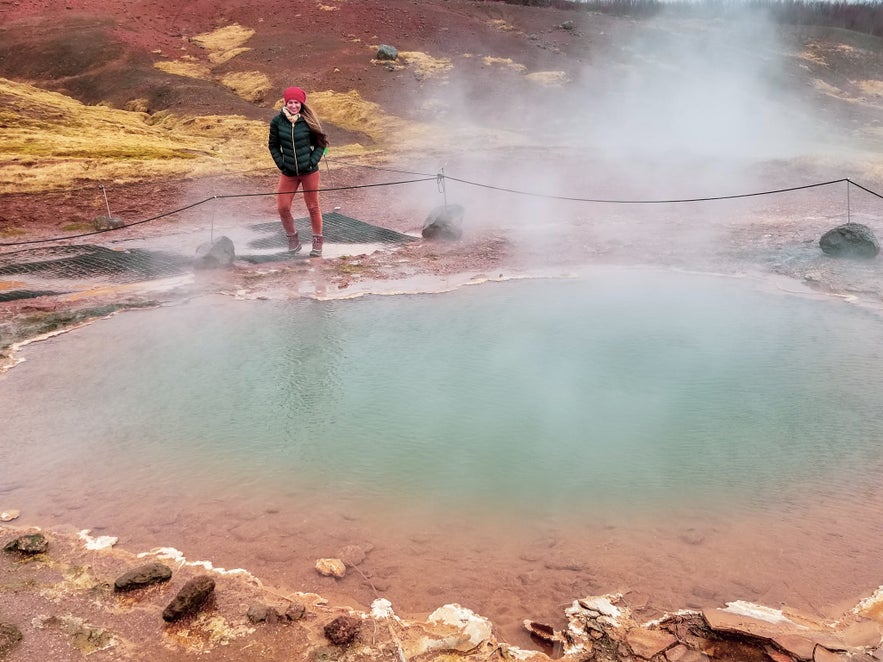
[
  {"x1": 0, "y1": 622, "x2": 23, "y2": 656},
  {"x1": 523, "y1": 620, "x2": 559, "y2": 644},
  {"x1": 375, "y1": 44, "x2": 398, "y2": 61},
  {"x1": 670, "y1": 648, "x2": 711, "y2": 662},
  {"x1": 840, "y1": 619, "x2": 883, "y2": 648},
  {"x1": 194, "y1": 236, "x2": 235, "y2": 269},
  {"x1": 665, "y1": 644, "x2": 689, "y2": 661},
  {"x1": 285, "y1": 602, "x2": 306, "y2": 621},
  {"x1": 626, "y1": 627, "x2": 678, "y2": 659},
  {"x1": 324, "y1": 615, "x2": 360, "y2": 645},
  {"x1": 315, "y1": 558, "x2": 346, "y2": 578},
  {"x1": 771, "y1": 633, "x2": 816, "y2": 660},
  {"x1": 338, "y1": 544, "x2": 370, "y2": 567},
  {"x1": 422, "y1": 204, "x2": 464, "y2": 241},
  {"x1": 92, "y1": 215, "x2": 125, "y2": 230},
  {"x1": 3, "y1": 533, "x2": 48, "y2": 554},
  {"x1": 764, "y1": 647, "x2": 792, "y2": 662},
  {"x1": 162, "y1": 575, "x2": 215, "y2": 622},
  {"x1": 819, "y1": 222, "x2": 879, "y2": 259},
  {"x1": 813, "y1": 647, "x2": 850, "y2": 662},
  {"x1": 0, "y1": 510, "x2": 20, "y2": 522},
  {"x1": 247, "y1": 604, "x2": 279, "y2": 624},
  {"x1": 114, "y1": 562, "x2": 173, "y2": 592}
]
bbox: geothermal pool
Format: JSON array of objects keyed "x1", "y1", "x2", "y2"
[{"x1": 3, "y1": 268, "x2": 883, "y2": 646}]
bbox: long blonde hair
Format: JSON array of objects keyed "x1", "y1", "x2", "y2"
[{"x1": 300, "y1": 102, "x2": 328, "y2": 148}]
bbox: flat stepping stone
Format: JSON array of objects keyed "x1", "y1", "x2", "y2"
[
  {"x1": 3, "y1": 533, "x2": 48, "y2": 554},
  {"x1": 114, "y1": 562, "x2": 173, "y2": 592}
]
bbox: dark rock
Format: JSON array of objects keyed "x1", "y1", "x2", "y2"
[
  {"x1": 0, "y1": 622, "x2": 23, "y2": 656},
  {"x1": 819, "y1": 223, "x2": 879, "y2": 259},
  {"x1": 93, "y1": 215, "x2": 125, "y2": 230},
  {"x1": 113, "y1": 562, "x2": 173, "y2": 592},
  {"x1": 422, "y1": 204, "x2": 464, "y2": 240},
  {"x1": 247, "y1": 604, "x2": 279, "y2": 624},
  {"x1": 376, "y1": 44, "x2": 398, "y2": 61},
  {"x1": 162, "y1": 575, "x2": 216, "y2": 622},
  {"x1": 284, "y1": 602, "x2": 306, "y2": 622},
  {"x1": 324, "y1": 615, "x2": 361, "y2": 645},
  {"x1": 194, "y1": 236, "x2": 235, "y2": 269},
  {"x1": 3, "y1": 533, "x2": 48, "y2": 554}
]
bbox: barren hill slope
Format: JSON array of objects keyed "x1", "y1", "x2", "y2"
[{"x1": 0, "y1": 0, "x2": 881, "y2": 228}]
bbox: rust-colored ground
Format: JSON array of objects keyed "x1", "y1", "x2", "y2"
[{"x1": 2, "y1": 1, "x2": 883, "y2": 660}]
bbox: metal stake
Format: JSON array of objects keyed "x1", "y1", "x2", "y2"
[
  {"x1": 437, "y1": 165, "x2": 448, "y2": 211},
  {"x1": 99, "y1": 183, "x2": 113, "y2": 219}
]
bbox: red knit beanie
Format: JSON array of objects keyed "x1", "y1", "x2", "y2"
[{"x1": 283, "y1": 86, "x2": 306, "y2": 104}]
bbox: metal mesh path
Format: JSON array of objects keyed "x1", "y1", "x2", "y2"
[
  {"x1": 246, "y1": 211, "x2": 418, "y2": 250},
  {"x1": 0, "y1": 245, "x2": 193, "y2": 282},
  {"x1": 0, "y1": 212, "x2": 418, "y2": 302}
]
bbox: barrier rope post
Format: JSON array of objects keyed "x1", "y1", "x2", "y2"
[
  {"x1": 323, "y1": 150, "x2": 341, "y2": 211},
  {"x1": 846, "y1": 179, "x2": 851, "y2": 225},
  {"x1": 210, "y1": 192, "x2": 217, "y2": 243},
  {"x1": 99, "y1": 183, "x2": 113, "y2": 219},
  {"x1": 437, "y1": 166, "x2": 448, "y2": 212}
]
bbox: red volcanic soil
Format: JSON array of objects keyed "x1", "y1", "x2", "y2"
[
  {"x1": 2, "y1": 1, "x2": 883, "y2": 659},
  {"x1": 1, "y1": 0, "x2": 880, "y2": 236},
  {"x1": 0, "y1": 0, "x2": 604, "y2": 236},
  {"x1": 0, "y1": 0, "x2": 587, "y2": 120}
]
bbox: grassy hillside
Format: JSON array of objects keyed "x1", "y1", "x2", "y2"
[
  {"x1": 0, "y1": 77, "x2": 426, "y2": 194},
  {"x1": 1, "y1": 1, "x2": 881, "y2": 199}
]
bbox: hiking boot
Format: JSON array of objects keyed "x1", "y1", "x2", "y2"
[
  {"x1": 287, "y1": 232, "x2": 302, "y2": 254},
  {"x1": 310, "y1": 234, "x2": 324, "y2": 257}
]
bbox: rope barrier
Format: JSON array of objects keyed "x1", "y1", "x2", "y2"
[
  {"x1": 442, "y1": 175, "x2": 856, "y2": 204},
  {"x1": 0, "y1": 178, "x2": 436, "y2": 247},
  {"x1": 848, "y1": 179, "x2": 883, "y2": 200},
  {"x1": 0, "y1": 170, "x2": 880, "y2": 249}
]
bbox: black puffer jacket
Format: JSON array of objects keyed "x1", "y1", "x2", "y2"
[{"x1": 268, "y1": 111, "x2": 323, "y2": 176}]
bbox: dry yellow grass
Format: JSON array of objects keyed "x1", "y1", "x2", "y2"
[
  {"x1": 0, "y1": 77, "x2": 266, "y2": 193},
  {"x1": 398, "y1": 51, "x2": 453, "y2": 79},
  {"x1": 154, "y1": 59, "x2": 212, "y2": 80},
  {"x1": 812, "y1": 78, "x2": 850, "y2": 99},
  {"x1": 153, "y1": 26, "x2": 266, "y2": 103},
  {"x1": 812, "y1": 78, "x2": 883, "y2": 111},
  {"x1": 208, "y1": 47, "x2": 251, "y2": 66},
  {"x1": 0, "y1": 80, "x2": 430, "y2": 194},
  {"x1": 857, "y1": 79, "x2": 883, "y2": 98},
  {"x1": 310, "y1": 90, "x2": 406, "y2": 145},
  {"x1": 221, "y1": 71, "x2": 272, "y2": 103},
  {"x1": 187, "y1": 25, "x2": 255, "y2": 65},
  {"x1": 482, "y1": 56, "x2": 526, "y2": 73},
  {"x1": 799, "y1": 47, "x2": 828, "y2": 67},
  {"x1": 488, "y1": 18, "x2": 519, "y2": 33},
  {"x1": 191, "y1": 24, "x2": 254, "y2": 54},
  {"x1": 525, "y1": 71, "x2": 570, "y2": 86}
]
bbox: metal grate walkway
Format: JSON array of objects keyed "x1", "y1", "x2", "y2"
[{"x1": 0, "y1": 213, "x2": 417, "y2": 302}]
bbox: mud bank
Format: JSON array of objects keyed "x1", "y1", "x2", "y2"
[{"x1": 1, "y1": 523, "x2": 882, "y2": 661}]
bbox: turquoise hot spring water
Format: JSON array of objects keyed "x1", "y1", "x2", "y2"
[{"x1": 2, "y1": 268, "x2": 882, "y2": 645}]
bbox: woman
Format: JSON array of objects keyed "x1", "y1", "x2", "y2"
[{"x1": 268, "y1": 86, "x2": 328, "y2": 257}]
